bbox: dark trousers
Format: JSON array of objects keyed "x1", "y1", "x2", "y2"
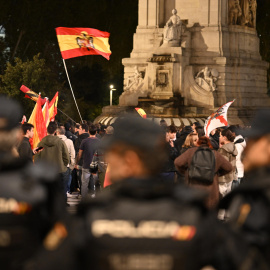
[{"x1": 60, "y1": 168, "x2": 70, "y2": 201}]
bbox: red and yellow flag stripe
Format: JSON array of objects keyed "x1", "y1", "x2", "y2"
[{"x1": 55, "y1": 27, "x2": 111, "y2": 60}]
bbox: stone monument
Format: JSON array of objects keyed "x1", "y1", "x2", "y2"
[{"x1": 97, "y1": 0, "x2": 269, "y2": 126}]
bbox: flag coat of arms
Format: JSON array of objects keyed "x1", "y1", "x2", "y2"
[
  {"x1": 204, "y1": 100, "x2": 235, "y2": 137},
  {"x1": 55, "y1": 27, "x2": 111, "y2": 60}
]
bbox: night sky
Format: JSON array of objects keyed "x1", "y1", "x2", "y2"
[{"x1": 0, "y1": 0, "x2": 269, "y2": 122}]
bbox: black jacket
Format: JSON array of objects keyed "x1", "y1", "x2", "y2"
[
  {"x1": 0, "y1": 153, "x2": 67, "y2": 270},
  {"x1": 220, "y1": 167, "x2": 270, "y2": 267},
  {"x1": 18, "y1": 137, "x2": 33, "y2": 163},
  {"x1": 163, "y1": 142, "x2": 179, "y2": 172},
  {"x1": 30, "y1": 177, "x2": 252, "y2": 270},
  {"x1": 74, "y1": 132, "x2": 89, "y2": 154}
]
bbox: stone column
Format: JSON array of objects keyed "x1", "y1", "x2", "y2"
[
  {"x1": 148, "y1": 0, "x2": 158, "y2": 27},
  {"x1": 138, "y1": 0, "x2": 148, "y2": 28}
]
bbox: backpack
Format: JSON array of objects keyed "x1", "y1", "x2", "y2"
[{"x1": 188, "y1": 147, "x2": 216, "y2": 184}]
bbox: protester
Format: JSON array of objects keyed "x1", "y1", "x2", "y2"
[
  {"x1": 167, "y1": 124, "x2": 177, "y2": 142},
  {"x1": 227, "y1": 125, "x2": 246, "y2": 186},
  {"x1": 74, "y1": 123, "x2": 89, "y2": 195},
  {"x1": 64, "y1": 122, "x2": 77, "y2": 142},
  {"x1": 0, "y1": 96, "x2": 67, "y2": 270},
  {"x1": 195, "y1": 125, "x2": 205, "y2": 138},
  {"x1": 161, "y1": 129, "x2": 179, "y2": 183},
  {"x1": 218, "y1": 128, "x2": 238, "y2": 198},
  {"x1": 209, "y1": 128, "x2": 220, "y2": 150},
  {"x1": 35, "y1": 121, "x2": 70, "y2": 201},
  {"x1": 18, "y1": 122, "x2": 40, "y2": 162},
  {"x1": 56, "y1": 126, "x2": 75, "y2": 196},
  {"x1": 74, "y1": 123, "x2": 82, "y2": 136},
  {"x1": 219, "y1": 109, "x2": 270, "y2": 267},
  {"x1": 192, "y1": 121, "x2": 201, "y2": 130},
  {"x1": 180, "y1": 133, "x2": 198, "y2": 154},
  {"x1": 75, "y1": 124, "x2": 100, "y2": 198},
  {"x1": 160, "y1": 119, "x2": 167, "y2": 128},
  {"x1": 175, "y1": 125, "x2": 193, "y2": 152},
  {"x1": 174, "y1": 136, "x2": 233, "y2": 209},
  {"x1": 96, "y1": 125, "x2": 114, "y2": 188}
]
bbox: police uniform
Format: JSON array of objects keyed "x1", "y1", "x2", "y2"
[
  {"x1": 73, "y1": 178, "x2": 249, "y2": 270},
  {"x1": 0, "y1": 97, "x2": 68, "y2": 270},
  {"x1": 0, "y1": 156, "x2": 68, "y2": 270},
  {"x1": 220, "y1": 167, "x2": 270, "y2": 269}
]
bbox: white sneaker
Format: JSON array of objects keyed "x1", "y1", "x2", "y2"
[{"x1": 66, "y1": 192, "x2": 73, "y2": 198}]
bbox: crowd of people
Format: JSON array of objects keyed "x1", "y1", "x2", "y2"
[{"x1": 1, "y1": 95, "x2": 270, "y2": 270}]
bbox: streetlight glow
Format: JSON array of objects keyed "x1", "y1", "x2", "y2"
[{"x1": 109, "y1": 84, "x2": 116, "y2": 106}]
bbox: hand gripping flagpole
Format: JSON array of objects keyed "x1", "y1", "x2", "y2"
[{"x1": 62, "y1": 59, "x2": 83, "y2": 122}]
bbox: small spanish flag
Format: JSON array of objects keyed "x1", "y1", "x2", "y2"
[
  {"x1": 135, "y1": 108, "x2": 147, "y2": 119},
  {"x1": 55, "y1": 27, "x2": 111, "y2": 60}
]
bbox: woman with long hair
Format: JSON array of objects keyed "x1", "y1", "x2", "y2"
[{"x1": 181, "y1": 133, "x2": 198, "y2": 154}]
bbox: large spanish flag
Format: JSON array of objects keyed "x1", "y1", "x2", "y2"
[{"x1": 55, "y1": 27, "x2": 111, "y2": 60}]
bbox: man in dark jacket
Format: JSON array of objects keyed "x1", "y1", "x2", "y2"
[
  {"x1": 64, "y1": 122, "x2": 77, "y2": 143},
  {"x1": 18, "y1": 122, "x2": 38, "y2": 162}
]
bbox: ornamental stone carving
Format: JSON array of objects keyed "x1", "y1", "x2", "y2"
[
  {"x1": 195, "y1": 67, "x2": 219, "y2": 92},
  {"x1": 229, "y1": 0, "x2": 242, "y2": 25},
  {"x1": 229, "y1": 0, "x2": 257, "y2": 28},
  {"x1": 124, "y1": 66, "x2": 145, "y2": 92}
]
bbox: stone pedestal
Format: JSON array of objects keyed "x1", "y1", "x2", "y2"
[{"x1": 96, "y1": 0, "x2": 270, "y2": 126}]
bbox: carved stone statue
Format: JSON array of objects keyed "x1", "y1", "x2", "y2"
[
  {"x1": 163, "y1": 9, "x2": 182, "y2": 47},
  {"x1": 125, "y1": 66, "x2": 144, "y2": 92},
  {"x1": 239, "y1": 0, "x2": 250, "y2": 26},
  {"x1": 195, "y1": 67, "x2": 219, "y2": 92},
  {"x1": 229, "y1": 0, "x2": 242, "y2": 25},
  {"x1": 249, "y1": 0, "x2": 257, "y2": 28}
]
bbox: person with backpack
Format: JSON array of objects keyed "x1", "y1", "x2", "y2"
[
  {"x1": 218, "y1": 128, "x2": 238, "y2": 198},
  {"x1": 174, "y1": 136, "x2": 232, "y2": 209}
]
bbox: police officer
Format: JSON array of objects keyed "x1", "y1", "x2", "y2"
[
  {"x1": 0, "y1": 96, "x2": 67, "y2": 270},
  {"x1": 34, "y1": 115, "x2": 251, "y2": 270},
  {"x1": 219, "y1": 110, "x2": 270, "y2": 268}
]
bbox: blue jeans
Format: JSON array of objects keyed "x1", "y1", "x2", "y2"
[
  {"x1": 67, "y1": 168, "x2": 72, "y2": 193},
  {"x1": 161, "y1": 172, "x2": 175, "y2": 184}
]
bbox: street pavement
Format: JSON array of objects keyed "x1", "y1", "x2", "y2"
[{"x1": 67, "y1": 191, "x2": 81, "y2": 214}]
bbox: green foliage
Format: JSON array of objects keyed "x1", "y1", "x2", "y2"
[
  {"x1": 0, "y1": 0, "x2": 138, "y2": 122},
  {"x1": 0, "y1": 54, "x2": 63, "y2": 117}
]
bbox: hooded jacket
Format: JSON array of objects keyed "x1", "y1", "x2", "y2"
[
  {"x1": 57, "y1": 135, "x2": 75, "y2": 170},
  {"x1": 218, "y1": 142, "x2": 238, "y2": 183},
  {"x1": 34, "y1": 135, "x2": 69, "y2": 173}
]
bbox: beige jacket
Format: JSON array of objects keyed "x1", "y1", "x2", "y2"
[
  {"x1": 218, "y1": 142, "x2": 238, "y2": 183},
  {"x1": 58, "y1": 135, "x2": 75, "y2": 170}
]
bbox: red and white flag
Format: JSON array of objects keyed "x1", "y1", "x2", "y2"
[{"x1": 204, "y1": 100, "x2": 235, "y2": 137}]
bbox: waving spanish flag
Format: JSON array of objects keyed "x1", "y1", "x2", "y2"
[
  {"x1": 55, "y1": 27, "x2": 111, "y2": 60},
  {"x1": 20, "y1": 85, "x2": 46, "y2": 105},
  {"x1": 135, "y1": 108, "x2": 147, "y2": 119}
]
